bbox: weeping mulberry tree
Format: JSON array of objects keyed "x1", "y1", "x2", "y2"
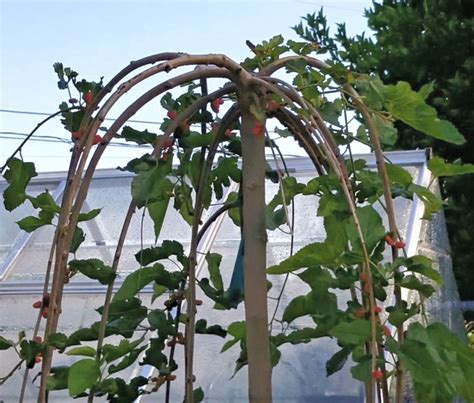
[{"x1": 1, "y1": 35, "x2": 474, "y2": 403}]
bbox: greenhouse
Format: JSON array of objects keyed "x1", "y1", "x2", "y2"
[{"x1": 0, "y1": 149, "x2": 465, "y2": 402}]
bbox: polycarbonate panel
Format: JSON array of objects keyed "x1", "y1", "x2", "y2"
[
  {"x1": 0, "y1": 152, "x2": 434, "y2": 402},
  {"x1": 0, "y1": 181, "x2": 62, "y2": 268}
]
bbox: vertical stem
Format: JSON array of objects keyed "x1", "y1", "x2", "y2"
[
  {"x1": 239, "y1": 86, "x2": 272, "y2": 402},
  {"x1": 184, "y1": 78, "x2": 208, "y2": 402},
  {"x1": 346, "y1": 85, "x2": 403, "y2": 402}
]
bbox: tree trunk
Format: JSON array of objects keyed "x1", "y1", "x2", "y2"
[{"x1": 239, "y1": 86, "x2": 273, "y2": 402}]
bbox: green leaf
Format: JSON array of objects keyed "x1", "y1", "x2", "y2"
[
  {"x1": 346, "y1": 205, "x2": 386, "y2": 253},
  {"x1": 272, "y1": 328, "x2": 320, "y2": 347},
  {"x1": 20, "y1": 339, "x2": 43, "y2": 368},
  {"x1": 16, "y1": 210, "x2": 55, "y2": 232},
  {"x1": 2, "y1": 158, "x2": 37, "y2": 211},
  {"x1": 283, "y1": 290, "x2": 337, "y2": 324},
  {"x1": 78, "y1": 208, "x2": 101, "y2": 222},
  {"x1": 147, "y1": 310, "x2": 176, "y2": 337},
  {"x1": 69, "y1": 226, "x2": 85, "y2": 254},
  {"x1": 386, "y1": 163, "x2": 413, "y2": 187},
  {"x1": 318, "y1": 99, "x2": 343, "y2": 126},
  {"x1": 393, "y1": 255, "x2": 442, "y2": 284},
  {"x1": 118, "y1": 126, "x2": 158, "y2": 145},
  {"x1": 329, "y1": 319, "x2": 372, "y2": 346},
  {"x1": 66, "y1": 346, "x2": 96, "y2": 357},
  {"x1": 428, "y1": 156, "x2": 474, "y2": 177},
  {"x1": 108, "y1": 346, "x2": 146, "y2": 374},
  {"x1": 193, "y1": 387, "x2": 204, "y2": 402},
  {"x1": 152, "y1": 283, "x2": 167, "y2": 303},
  {"x1": 211, "y1": 156, "x2": 241, "y2": 200},
  {"x1": 46, "y1": 333, "x2": 71, "y2": 352},
  {"x1": 147, "y1": 179, "x2": 173, "y2": 239},
  {"x1": 400, "y1": 275, "x2": 436, "y2": 297},
  {"x1": 297, "y1": 266, "x2": 334, "y2": 292},
  {"x1": 267, "y1": 242, "x2": 340, "y2": 274},
  {"x1": 26, "y1": 191, "x2": 60, "y2": 213},
  {"x1": 266, "y1": 176, "x2": 305, "y2": 230},
  {"x1": 47, "y1": 366, "x2": 69, "y2": 391},
  {"x1": 409, "y1": 183, "x2": 443, "y2": 219},
  {"x1": 383, "y1": 81, "x2": 465, "y2": 145},
  {"x1": 102, "y1": 337, "x2": 144, "y2": 363},
  {"x1": 326, "y1": 347, "x2": 352, "y2": 376},
  {"x1": 350, "y1": 358, "x2": 372, "y2": 382},
  {"x1": 221, "y1": 321, "x2": 245, "y2": 353},
  {"x1": 131, "y1": 157, "x2": 173, "y2": 208},
  {"x1": 181, "y1": 133, "x2": 214, "y2": 148},
  {"x1": 206, "y1": 253, "x2": 224, "y2": 291},
  {"x1": 399, "y1": 323, "x2": 474, "y2": 402},
  {"x1": 418, "y1": 81, "x2": 434, "y2": 100},
  {"x1": 140, "y1": 338, "x2": 170, "y2": 375},
  {"x1": 113, "y1": 264, "x2": 181, "y2": 302},
  {"x1": 135, "y1": 240, "x2": 184, "y2": 266},
  {"x1": 69, "y1": 259, "x2": 116, "y2": 285},
  {"x1": 386, "y1": 303, "x2": 419, "y2": 327},
  {"x1": 195, "y1": 319, "x2": 227, "y2": 338},
  {"x1": 0, "y1": 336, "x2": 14, "y2": 350},
  {"x1": 68, "y1": 359, "x2": 100, "y2": 396}
]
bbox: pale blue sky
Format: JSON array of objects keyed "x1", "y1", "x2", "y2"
[{"x1": 0, "y1": 0, "x2": 372, "y2": 171}]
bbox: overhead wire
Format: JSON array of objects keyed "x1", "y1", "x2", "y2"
[{"x1": 0, "y1": 108, "x2": 163, "y2": 126}]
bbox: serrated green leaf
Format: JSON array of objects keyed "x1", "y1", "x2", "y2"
[
  {"x1": 418, "y1": 82, "x2": 434, "y2": 100},
  {"x1": 399, "y1": 323, "x2": 474, "y2": 402},
  {"x1": 102, "y1": 337, "x2": 144, "y2": 363},
  {"x1": 428, "y1": 156, "x2": 474, "y2": 177},
  {"x1": 16, "y1": 210, "x2": 55, "y2": 232},
  {"x1": 136, "y1": 240, "x2": 184, "y2": 266},
  {"x1": 113, "y1": 264, "x2": 181, "y2": 302},
  {"x1": 118, "y1": 126, "x2": 158, "y2": 145},
  {"x1": 26, "y1": 191, "x2": 60, "y2": 213},
  {"x1": 372, "y1": 114, "x2": 397, "y2": 146},
  {"x1": 384, "y1": 81, "x2": 465, "y2": 145},
  {"x1": 386, "y1": 163, "x2": 413, "y2": 187},
  {"x1": 346, "y1": 205, "x2": 386, "y2": 253},
  {"x1": 400, "y1": 275, "x2": 436, "y2": 297},
  {"x1": 394, "y1": 255, "x2": 442, "y2": 284},
  {"x1": 283, "y1": 290, "x2": 337, "y2": 324},
  {"x1": 329, "y1": 319, "x2": 372, "y2": 346},
  {"x1": 409, "y1": 183, "x2": 443, "y2": 219},
  {"x1": 69, "y1": 259, "x2": 116, "y2": 285},
  {"x1": 131, "y1": 157, "x2": 173, "y2": 208},
  {"x1": 46, "y1": 333, "x2": 71, "y2": 352},
  {"x1": 267, "y1": 242, "x2": 340, "y2": 274},
  {"x1": 2, "y1": 158, "x2": 37, "y2": 211},
  {"x1": 140, "y1": 338, "x2": 170, "y2": 374},
  {"x1": 68, "y1": 359, "x2": 100, "y2": 396}
]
